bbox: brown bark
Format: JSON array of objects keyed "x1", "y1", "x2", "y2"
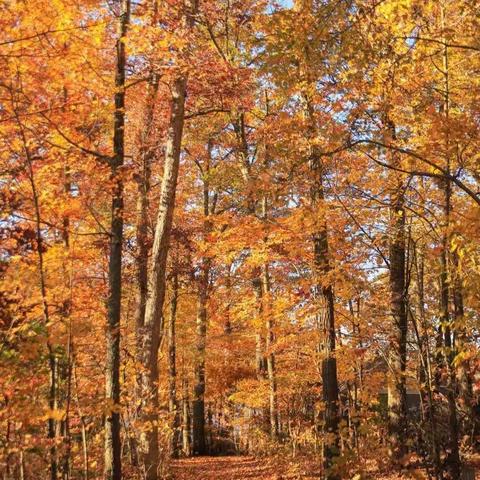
[
  {"x1": 348, "y1": 299, "x2": 362, "y2": 453},
  {"x1": 14, "y1": 94, "x2": 58, "y2": 480},
  {"x1": 138, "y1": 73, "x2": 186, "y2": 478},
  {"x1": 182, "y1": 380, "x2": 192, "y2": 456},
  {"x1": 233, "y1": 113, "x2": 255, "y2": 215},
  {"x1": 73, "y1": 358, "x2": 89, "y2": 480},
  {"x1": 192, "y1": 259, "x2": 208, "y2": 455},
  {"x1": 439, "y1": 181, "x2": 461, "y2": 478},
  {"x1": 224, "y1": 264, "x2": 233, "y2": 335},
  {"x1": 134, "y1": 71, "x2": 159, "y2": 371},
  {"x1": 62, "y1": 325, "x2": 73, "y2": 480},
  {"x1": 253, "y1": 277, "x2": 267, "y2": 379},
  {"x1": 263, "y1": 112, "x2": 278, "y2": 440},
  {"x1": 260, "y1": 169, "x2": 278, "y2": 439},
  {"x1": 104, "y1": 2, "x2": 129, "y2": 479},
  {"x1": 233, "y1": 113, "x2": 269, "y2": 389},
  {"x1": 304, "y1": 95, "x2": 339, "y2": 476},
  {"x1": 413, "y1": 236, "x2": 441, "y2": 478},
  {"x1": 168, "y1": 273, "x2": 181, "y2": 457},
  {"x1": 438, "y1": 10, "x2": 461, "y2": 476},
  {"x1": 138, "y1": 3, "x2": 196, "y2": 476},
  {"x1": 130, "y1": 2, "x2": 160, "y2": 470},
  {"x1": 452, "y1": 252, "x2": 475, "y2": 439},
  {"x1": 132, "y1": 70, "x2": 159, "y2": 471},
  {"x1": 440, "y1": 189, "x2": 461, "y2": 479},
  {"x1": 192, "y1": 143, "x2": 213, "y2": 456},
  {"x1": 263, "y1": 262, "x2": 278, "y2": 440},
  {"x1": 134, "y1": 0, "x2": 160, "y2": 402},
  {"x1": 48, "y1": 348, "x2": 59, "y2": 480},
  {"x1": 311, "y1": 165, "x2": 339, "y2": 474},
  {"x1": 384, "y1": 119, "x2": 408, "y2": 457},
  {"x1": 295, "y1": 16, "x2": 340, "y2": 469},
  {"x1": 61, "y1": 167, "x2": 73, "y2": 480}
]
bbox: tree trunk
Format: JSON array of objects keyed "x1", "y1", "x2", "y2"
[
  {"x1": 438, "y1": 10, "x2": 461, "y2": 476},
  {"x1": 48, "y1": 347, "x2": 59, "y2": 480},
  {"x1": 134, "y1": 71, "x2": 159, "y2": 377},
  {"x1": 15, "y1": 97, "x2": 58, "y2": 480},
  {"x1": 62, "y1": 326, "x2": 73, "y2": 480},
  {"x1": 311, "y1": 168, "x2": 339, "y2": 475},
  {"x1": 263, "y1": 262, "x2": 278, "y2": 440},
  {"x1": 305, "y1": 98, "x2": 339, "y2": 476},
  {"x1": 130, "y1": 1, "x2": 160, "y2": 470},
  {"x1": 439, "y1": 179, "x2": 461, "y2": 479},
  {"x1": 193, "y1": 259, "x2": 208, "y2": 455},
  {"x1": 138, "y1": 72, "x2": 186, "y2": 479},
  {"x1": 348, "y1": 299, "x2": 362, "y2": 454},
  {"x1": 233, "y1": 114, "x2": 269, "y2": 386},
  {"x1": 260, "y1": 180, "x2": 278, "y2": 440},
  {"x1": 452, "y1": 252, "x2": 475, "y2": 441},
  {"x1": 168, "y1": 273, "x2": 181, "y2": 457},
  {"x1": 73, "y1": 358, "x2": 89, "y2": 480},
  {"x1": 132, "y1": 69, "x2": 159, "y2": 472},
  {"x1": 224, "y1": 264, "x2": 233, "y2": 335},
  {"x1": 182, "y1": 380, "x2": 192, "y2": 457},
  {"x1": 138, "y1": 3, "x2": 196, "y2": 475},
  {"x1": 61, "y1": 158, "x2": 73, "y2": 480},
  {"x1": 104, "y1": 2, "x2": 129, "y2": 479},
  {"x1": 134, "y1": 0, "x2": 160, "y2": 404},
  {"x1": 262, "y1": 95, "x2": 278, "y2": 441},
  {"x1": 192, "y1": 143, "x2": 213, "y2": 456},
  {"x1": 385, "y1": 119, "x2": 408, "y2": 457},
  {"x1": 253, "y1": 277, "x2": 267, "y2": 380},
  {"x1": 413, "y1": 239, "x2": 441, "y2": 479}
]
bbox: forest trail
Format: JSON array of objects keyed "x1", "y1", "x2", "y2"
[
  {"x1": 171, "y1": 456, "x2": 290, "y2": 480},
  {"x1": 170, "y1": 455, "x2": 480, "y2": 480}
]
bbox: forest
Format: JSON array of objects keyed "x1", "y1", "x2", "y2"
[{"x1": 0, "y1": 0, "x2": 479, "y2": 479}]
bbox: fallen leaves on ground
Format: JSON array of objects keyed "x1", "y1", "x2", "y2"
[{"x1": 171, "y1": 455, "x2": 319, "y2": 480}]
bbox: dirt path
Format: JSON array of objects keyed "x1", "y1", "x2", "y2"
[
  {"x1": 171, "y1": 455, "x2": 477, "y2": 479},
  {"x1": 171, "y1": 456, "x2": 282, "y2": 480}
]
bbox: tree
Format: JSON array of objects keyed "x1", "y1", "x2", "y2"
[
  {"x1": 104, "y1": 2, "x2": 130, "y2": 480},
  {"x1": 137, "y1": 2, "x2": 197, "y2": 477}
]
